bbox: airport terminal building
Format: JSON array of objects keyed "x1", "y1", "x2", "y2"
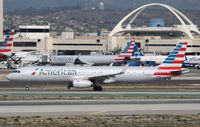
[
  {"x1": 2, "y1": 3, "x2": 200, "y2": 55},
  {"x1": 11, "y1": 25, "x2": 108, "y2": 55}
]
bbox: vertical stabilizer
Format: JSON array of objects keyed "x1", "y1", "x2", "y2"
[
  {"x1": 0, "y1": 29, "x2": 15, "y2": 55},
  {"x1": 153, "y1": 42, "x2": 188, "y2": 77},
  {"x1": 114, "y1": 38, "x2": 135, "y2": 61}
]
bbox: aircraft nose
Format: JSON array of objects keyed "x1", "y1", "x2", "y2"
[{"x1": 6, "y1": 73, "x2": 15, "y2": 81}]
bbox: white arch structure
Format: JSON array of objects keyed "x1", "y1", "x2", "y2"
[{"x1": 109, "y1": 3, "x2": 200, "y2": 39}]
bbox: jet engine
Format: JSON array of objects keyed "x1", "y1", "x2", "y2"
[{"x1": 70, "y1": 79, "x2": 93, "y2": 88}]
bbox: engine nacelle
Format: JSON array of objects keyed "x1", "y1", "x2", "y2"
[{"x1": 72, "y1": 79, "x2": 93, "y2": 88}]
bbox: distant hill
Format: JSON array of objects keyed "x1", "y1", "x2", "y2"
[
  {"x1": 4, "y1": 0, "x2": 81, "y2": 12},
  {"x1": 4, "y1": 0, "x2": 200, "y2": 12}
]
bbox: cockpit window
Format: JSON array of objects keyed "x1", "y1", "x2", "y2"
[{"x1": 14, "y1": 70, "x2": 20, "y2": 73}]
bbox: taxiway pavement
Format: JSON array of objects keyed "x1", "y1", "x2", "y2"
[
  {"x1": 1, "y1": 91, "x2": 200, "y2": 98},
  {"x1": 0, "y1": 99, "x2": 199, "y2": 117}
]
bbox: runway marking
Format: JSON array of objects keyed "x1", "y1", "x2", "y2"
[{"x1": 90, "y1": 110, "x2": 107, "y2": 115}]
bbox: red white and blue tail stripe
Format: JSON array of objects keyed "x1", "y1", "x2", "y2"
[
  {"x1": 114, "y1": 39, "x2": 135, "y2": 61},
  {"x1": 153, "y1": 42, "x2": 188, "y2": 77},
  {"x1": 0, "y1": 29, "x2": 15, "y2": 54}
]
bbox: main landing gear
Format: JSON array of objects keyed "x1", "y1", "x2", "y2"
[
  {"x1": 93, "y1": 85, "x2": 102, "y2": 91},
  {"x1": 25, "y1": 85, "x2": 30, "y2": 91}
]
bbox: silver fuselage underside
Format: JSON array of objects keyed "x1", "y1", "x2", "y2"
[{"x1": 7, "y1": 66, "x2": 163, "y2": 83}]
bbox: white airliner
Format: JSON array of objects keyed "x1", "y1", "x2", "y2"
[
  {"x1": 50, "y1": 42, "x2": 135, "y2": 65},
  {"x1": 138, "y1": 54, "x2": 200, "y2": 66},
  {"x1": 0, "y1": 29, "x2": 30, "y2": 58},
  {"x1": 7, "y1": 42, "x2": 189, "y2": 91},
  {"x1": 131, "y1": 40, "x2": 200, "y2": 67},
  {"x1": 0, "y1": 28, "x2": 40, "y2": 65}
]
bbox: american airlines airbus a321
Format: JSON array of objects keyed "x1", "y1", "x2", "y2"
[
  {"x1": 7, "y1": 42, "x2": 189, "y2": 91},
  {"x1": 50, "y1": 41, "x2": 135, "y2": 66}
]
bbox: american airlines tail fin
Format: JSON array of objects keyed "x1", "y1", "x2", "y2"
[
  {"x1": 114, "y1": 38, "x2": 136, "y2": 61},
  {"x1": 153, "y1": 42, "x2": 188, "y2": 77},
  {"x1": 0, "y1": 29, "x2": 15, "y2": 56},
  {"x1": 128, "y1": 38, "x2": 144, "y2": 57}
]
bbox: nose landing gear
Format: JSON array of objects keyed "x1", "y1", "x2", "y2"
[{"x1": 25, "y1": 85, "x2": 30, "y2": 91}]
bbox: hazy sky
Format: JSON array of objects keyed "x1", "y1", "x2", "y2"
[{"x1": 4, "y1": 0, "x2": 200, "y2": 12}]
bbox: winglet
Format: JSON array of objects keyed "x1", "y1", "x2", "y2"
[
  {"x1": 109, "y1": 62, "x2": 114, "y2": 66},
  {"x1": 119, "y1": 64, "x2": 128, "y2": 74}
]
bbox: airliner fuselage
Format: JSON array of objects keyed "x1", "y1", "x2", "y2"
[{"x1": 7, "y1": 66, "x2": 159, "y2": 83}]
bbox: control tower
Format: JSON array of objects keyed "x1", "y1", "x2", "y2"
[
  {"x1": 99, "y1": 0, "x2": 105, "y2": 11},
  {"x1": 0, "y1": 0, "x2": 3, "y2": 39}
]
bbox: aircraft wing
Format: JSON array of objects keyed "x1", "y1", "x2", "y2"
[
  {"x1": 72, "y1": 65, "x2": 128, "y2": 83},
  {"x1": 89, "y1": 66, "x2": 127, "y2": 81},
  {"x1": 74, "y1": 58, "x2": 94, "y2": 65}
]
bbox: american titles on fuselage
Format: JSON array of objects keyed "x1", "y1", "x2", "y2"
[{"x1": 32, "y1": 68, "x2": 77, "y2": 76}]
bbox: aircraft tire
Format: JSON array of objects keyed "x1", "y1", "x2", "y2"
[
  {"x1": 93, "y1": 86, "x2": 102, "y2": 91},
  {"x1": 66, "y1": 84, "x2": 71, "y2": 89},
  {"x1": 25, "y1": 85, "x2": 30, "y2": 91}
]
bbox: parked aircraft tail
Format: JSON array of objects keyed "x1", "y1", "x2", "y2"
[
  {"x1": 153, "y1": 42, "x2": 188, "y2": 77},
  {"x1": 114, "y1": 38, "x2": 136, "y2": 61},
  {"x1": 0, "y1": 29, "x2": 15, "y2": 55}
]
